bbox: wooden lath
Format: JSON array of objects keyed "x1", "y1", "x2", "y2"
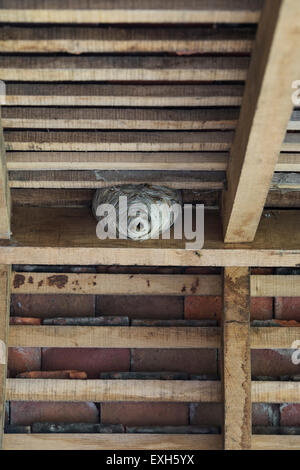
[
  {"x1": 0, "y1": 0, "x2": 262, "y2": 24},
  {"x1": 223, "y1": 0, "x2": 300, "y2": 243}
]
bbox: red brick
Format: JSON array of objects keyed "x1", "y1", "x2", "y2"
[
  {"x1": 250, "y1": 298, "x2": 273, "y2": 320},
  {"x1": 280, "y1": 404, "x2": 300, "y2": 426},
  {"x1": 190, "y1": 403, "x2": 222, "y2": 426},
  {"x1": 11, "y1": 294, "x2": 95, "y2": 318},
  {"x1": 101, "y1": 403, "x2": 188, "y2": 426},
  {"x1": 275, "y1": 298, "x2": 300, "y2": 321},
  {"x1": 252, "y1": 404, "x2": 279, "y2": 426},
  {"x1": 42, "y1": 348, "x2": 130, "y2": 379},
  {"x1": 251, "y1": 350, "x2": 300, "y2": 377},
  {"x1": 10, "y1": 402, "x2": 99, "y2": 426},
  {"x1": 96, "y1": 296, "x2": 183, "y2": 320},
  {"x1": 131, "y1": 349, "x2": 218, "y2": 376},
  {"x1": 184, "y1": 297, "x2": 222, "y2": 322},
  {"x1": 10, "y1": 317, "x2": 41, "y2": 325},
  {"x1": 16, "y1": 370, "x2": 87, "y2": 379},
  {"x1": 8, "y1": 348, "x2": 41, "y2": 378}
]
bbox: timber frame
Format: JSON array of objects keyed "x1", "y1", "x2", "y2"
[{"x1": 0, "y1": 0, "x2": 300, "y2": 451}]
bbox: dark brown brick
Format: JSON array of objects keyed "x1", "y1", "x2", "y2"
[
  {"x1": 190, "y1": 403, "x2": 222, "y2": 426},
  {"x1": 42, "y1": 348, "x2": 130, "y2": 379},
  {"x1": 250, "y1": 298, "x2": 273, "y2": 320},
  {"x1": 8, "y1": 347, "x2": 41, "y2": 378},
  {"x1": 131, "y1": 349, "x2": 218, "y2": 376},
  {"x1": 275, "y1": 298, "x2": 300, "y2": 321},
  {"x1": 280, "y1": 404, "x2": 300, "y2": 426},
  {"x1": 252, "y1": 350, "x2": 300, "y2": 378},
  {"x1": 11, "y1": 294, "x2": 95, "y2": 318},
  {"x1": 101, "y1": 403, "x2": 188, "y2": 426},
  {"x1": 184, "y1": 297, "x2": 222, "y2": 322},
  {"x1": 96, "y1": 296, "x2": 183, "y2": 320},
  {"x1": 10, "y1": 402, "x2": 99, "y2": 426}
]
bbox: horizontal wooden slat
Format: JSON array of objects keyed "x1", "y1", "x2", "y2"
[
  {"x1": 6, "y1": 379, "x2": 221, "y2": 403},
  {"x1": 282, "y1": 133, "x2": 300, "y2": 152},
  {"x1": 4, "y1": 434, "x2": 300, "y2": 451},
  {"x1": 4, "y1": 131, "x2": 233, "y2": 152},
  {"x1": 8, "y1": 170, "x2": 225, "y2": 190},
  {"x1": 251, "y1": 435, "x2": 300, "y2": 451},
  {"x1": 4, "y1": 84, "x2": 244, "y2": 107},
  {"x1": 8, "y1": 326, "x2": 299, "y2": 350},
  {"x1": 6, "y1": 152, "x2": 229, "y2": 172},
  {"x1": 0, "y1": 208, "x2": 299, "y2": 266},
  {"x1": 287, "y1": 110, "x2": 300, "y2": 131},
  {"x1": 272, "y1": 173, "x2": 300, "y2": 190},
  {"x1": 8, "y1": 326, "x2": 220, "y2": 349},
  {"x1": 0, "y1": 0, "x2": 262, "y2": 24},
  {"x1": 3, "y1": 433, "x2": 222, "y2": 451},
  {"x1": 11, "y1": 272, "x2": 222, "y2": 295},
  {"x1": 0, "y1": 26, "x2": 254, "y2": 54},
  {"x1": 2, "y1": 108, "x2": 238, "y2": 131},
  {"x1": 0, "y1": 56, "x2": 249, "y2": 82},
  {"x1": 252, "y1": 381, "x2": 300, "y2": 404},
  {"x1": 6, "y1": 151, "x2": 300, "y2": 172},
  {"x1": 250, "y1": 328, "x2": 300, "y2": 350},
  {"x1": 251, "y1": 275, "x2": 300, "y2": 297},
  {"x1": 276, "y1": 153, "x2": 300, "y2": 172},
  {"x1": 6, "y1": 379, "x2": 299, "y2": 404}
]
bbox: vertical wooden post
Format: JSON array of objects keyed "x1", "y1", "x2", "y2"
[
  {"x1": 222, "y1": 267, "x2": 251, "y2": 450},
  {"x1": 0, "y1": 110, "x2": 11, "y2": 239},
  {"x1": 0, "y1": 266, "x2": 11, "y2": 449}
]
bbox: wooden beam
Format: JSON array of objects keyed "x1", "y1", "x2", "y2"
[
  {"x1": 6, "y1": 152, "x2": 229, "y2": 172},
  {"x1": 0, "y1": 26, "x2": 253, "y2": 54},
  {"x1": 8, "y1": 170, "x2": 225, "y2": 190},
  {"x1": 8, "y1": 326, "x2": 221, "y2": 350},
  {"x1": 8, "y1": 325, "x2": 300, "y2": 350},
  {"x1": 0, "y1": 266, "x2": 11, "y2": 450},
  {"x1": 4, "y1": 84, "x2": 244, "y2": 108},
  {"x1": 4, "y1": 130, "x2": 233, "y2": 152},
  {"x1": 276, "y1": 153, "x2": 300, "y2": 172},
  {"x1": 6, "y1": 379, "x2": 221, "y2": 403},
  {"x1": 251, "y1": 275, "x2": 300, "y2": 297},
  {"x1": 0, "y1": 208, "x2": 299, "y2": 266},
  {"x1": 0, "y1": 112, "x2": 11, "y2": 239},
  {"x1": 11, "y1": 272, "x2": 222, "y2": 296},
  {"x1": 3, "y1": 433, "x2": 222, "y2": 451},
  {"x1": 2, "y1": 107, "x2": 238, "y2": 131},
  {"x1": 223, "y1": 0, "x2": 300, "y2": 242},
  {"x1": 282, "y1": 133, "x2": 300, "y2": 152},
  {"x1": 5, "y1": 379, "x2": 299, "y2": 404},
  {"x1": 222, "y1": 267, "x2": 251, "y2": 450},
  {"x1": 0, "y1": 56, "x2": 249, "y2": 82},
  {"x1": 252, "y1": 435, "x2": 300, "y2": 451},
  {"x1": 0, "y1": 0, "x2": 262, "y2": 24}
]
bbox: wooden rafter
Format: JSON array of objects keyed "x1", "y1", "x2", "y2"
[
  {"x1": 223, "y1": 0, "x2": 300, "y2": 242},
  {"x1": 0, "y1": 113, "x2": 10, "y2": 239}
]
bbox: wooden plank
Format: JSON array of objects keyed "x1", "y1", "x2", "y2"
[
  {"x1": 252, "y1": 382, "x2": 300, "y2": 404},
  {"x1": 2, "y1": 107, "x2": 238, "y2": 131},
  {"x1": 6, "y1": 379, "x2": 298, "y2": 404},
  {"x1": 223, "y1": 0, "x2": 300, "y2": 242},
  {"x1": 6, "y1": 152, "x2": 228, "y2": 172},
  {"x1": 0, "y1": 112, "x2": 11, "y2": 239},
  {"x1": 4, "y1": 130, "x2": 233, "y2": 152},
  {"x1": 251, "y1": 275, "x2": 300, "y2": 297},
  {"x1": 0, "y1": 266, "x2": 10, "y2": 450},
  {"x1": 11, "y1": 272, "x2": 222, "y2": 296},
  {"x1": 0, "y1": 208, "x2": 299, "y2": 266},
  {"x1": 222, "y1": 267, "x2": 251, "y2": 450},
  {"x1": 0, "y1": 0, "x2": 262, "y2": 24},
  {"x1": 5, "y1": 151, "x2": 299, "y2": 172},
  {"x1": 252, "y1": 435, "x2": 300, "y2": 451},
  {"x1": 272, "y1": 172, "x2": 300, "y2": 190},
  {"x1": 5, "y1": 379, "x2": 221, "y2": 403},
  {"x1": 277, "y1": 153, "x2": 300, "y2": 172},
  {"x1": 5, "y1": 84, "x2": 244, "y2": 107},
  {"x1": 0, "y1": 56, "x2": 249, "y2": 82},
  {"x1": 282, "y1": 133, "x2": 300, "y2": 152},
  {"x1": 3, "y1": 433, "x2": 222, "y2": 451},
  {"x1": 288, "y1": 110, "x2": 300, "y2": 131},
  {"x1": 0, "y1": 26, "x2": 254, "y2": 54},
  {"x1": 251, "y1": 328, "x2": 300, "y2": 350},
  {"x1": 8, "y1": 326, "x2": 221, "y2": 349},
  {"x1": 266, "y1": 189, "x2": 300, "y2": 208},
  {"x1": 8, "y1": 325, "x2": 299, "y2": 350},
  {"x1": 8, "y1": 170, "x2": 226, "y2": 190}
]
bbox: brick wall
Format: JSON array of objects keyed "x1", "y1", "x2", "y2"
[{"x1": 6, "y1": 265, "x2": 300, "y2": 434}]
